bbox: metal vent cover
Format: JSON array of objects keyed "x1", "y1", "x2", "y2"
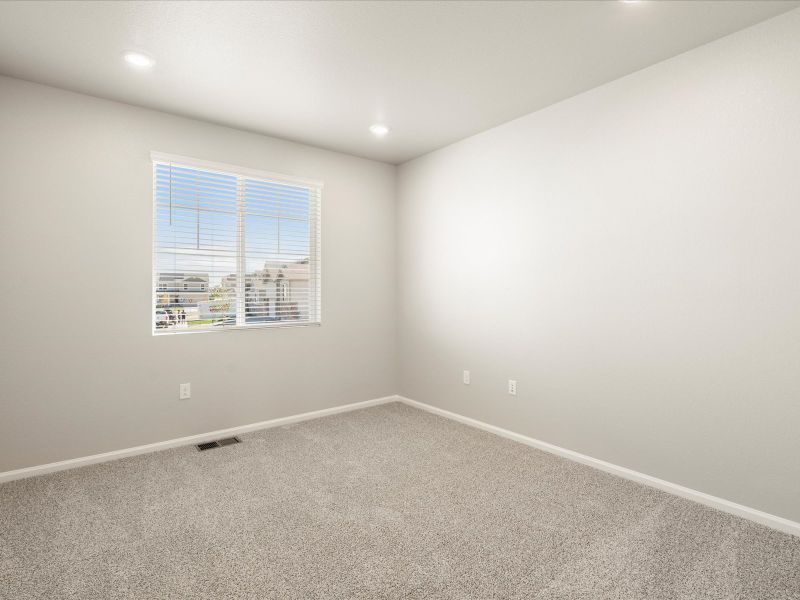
[{"x1": 196, "y1": 436, "x2": 241, "y2": 451}]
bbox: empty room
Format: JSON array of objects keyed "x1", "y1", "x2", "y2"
[{"x1": 1, "y1": 1, "x2": 799, "y2": 598}]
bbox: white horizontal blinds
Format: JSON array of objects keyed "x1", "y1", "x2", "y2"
[
  {"x1": 242, "y1": 177, "x2": 319, "y2": 324},
  {"x1": 153, "y1": 157, "x2": 321, "y2": 333},
  {"x1": 154, "y1": 163, "x2": 238, "y2": 331}
]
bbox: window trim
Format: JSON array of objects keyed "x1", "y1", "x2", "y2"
[
  {"x1": 150, "y1": 152, "x2": 324, "y2": 189},
  {"x1": 151, "y1": 151, "x2": 323, "y2": 336}
]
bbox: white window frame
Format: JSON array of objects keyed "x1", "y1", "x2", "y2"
[{"x1": 151, "y1": 151, "x2": 322, "y2": 335}]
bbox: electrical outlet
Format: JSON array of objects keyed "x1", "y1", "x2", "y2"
[
  {"x1": 180, "y1": 383, "x2": 191, "y2": 400},
  {"x1": 463, "y1": 370, "x2": 471, "y2": 385},
  {"x1": 508, "y1": 379, "x2": 517, "y2": 396}
]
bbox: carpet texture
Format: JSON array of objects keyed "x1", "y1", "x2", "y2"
[{"x1": 1, "y1": 402, "x2": 798, "y2": 599}]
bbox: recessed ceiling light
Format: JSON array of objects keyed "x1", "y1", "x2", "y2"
[
  {"x1": 123, "y1": 51, "x2": 154, "y2": 69},
  {"x1": 369, "y1": 124, "x2": 390, "y2": 137}
]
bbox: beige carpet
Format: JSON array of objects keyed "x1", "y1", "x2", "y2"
[{"x1": 1, "y1": 402, "x2": 798, "y2": 599}]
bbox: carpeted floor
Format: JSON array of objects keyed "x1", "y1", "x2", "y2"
[{"x1": 1, "y1": 402, "x2": 798, "y2": 599}]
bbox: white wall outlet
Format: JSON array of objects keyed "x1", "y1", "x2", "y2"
[
  {"x1": 180, "y1": 383, "x2": 191, "y2": 400},
  {"x1": 508, "y1": 379, "x2": 517, "y2": 396},
  {"x1": 463, "y1": 370, "x2": 471, "y2": 385}
]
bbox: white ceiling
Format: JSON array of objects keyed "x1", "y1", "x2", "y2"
[{"x1": 0, "y1": 1, "x2": 797, "y2": 164}]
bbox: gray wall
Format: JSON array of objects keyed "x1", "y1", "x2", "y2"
[
  {"x1": 0, "y1": 76, "x2": 397, "y2": 472},
  {"x1": 397, "y1": 10, "x2": 800, "y2": 522}
]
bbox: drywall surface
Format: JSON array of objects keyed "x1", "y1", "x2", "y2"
[
  {"x1": 397, "y1": 9, "x2": 800, "y2": 521},
  {"x1": 0, "y1": 76, "x2": 396, "y2": 471}
]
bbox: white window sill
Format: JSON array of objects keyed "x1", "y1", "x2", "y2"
[{"x1": 152, "y1": 321, "x2": 321, "y2": 336}]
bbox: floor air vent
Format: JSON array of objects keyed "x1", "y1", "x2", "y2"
[{"x1": 196, "y1": 437, "x2": 241, "y2": 451}]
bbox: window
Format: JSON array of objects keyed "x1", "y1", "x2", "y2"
[{"x1": 152, "y1": 152, "x2": 322, "y2": 334}]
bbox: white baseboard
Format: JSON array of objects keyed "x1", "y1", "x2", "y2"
[
  {"x1": 398, "y1": 396, "x2": 800, "y2": 538},
  {"x1": 0, "y1": 395, "x2": 399, "y2": 484}
]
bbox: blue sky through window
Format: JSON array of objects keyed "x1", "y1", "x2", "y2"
[{"x1": 155, "y1": 164, "x2": 312, "y2": 288}]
